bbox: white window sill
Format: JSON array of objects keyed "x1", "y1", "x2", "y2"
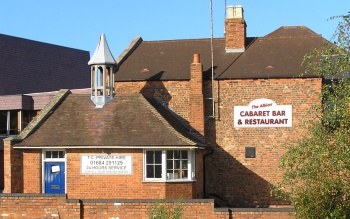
[{"x1": 142, "y1": 179, "x2": 196, "y2": 183}]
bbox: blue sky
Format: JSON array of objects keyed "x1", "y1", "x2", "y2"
[{"x1": 1, "y1": 0, "x2": 349, "y2": 57}]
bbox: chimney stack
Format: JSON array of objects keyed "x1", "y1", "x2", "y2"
[
  {"x1": 225, "y1": 5, "x2": 246, "y2": 53},
  {"x1": 190, "y1": 53, "x2": 205, "y2": 136}
]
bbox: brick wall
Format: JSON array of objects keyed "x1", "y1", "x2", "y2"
[
  {"x1": 114, "y1": 77, "x2": 321, "y2": 207},
  {"x1": 204, "y1": 78, "x2": 322, "y2": 207},
  {"x1": 115, "y1": 81, "x2": 191, "y2": 123},
  {"x1": 22, "y1": 150, "x2": 41, "y2": 193},
  {"x1": 3, "y1": 76, "x2": 321, "y2": 208},
  {"x1": 0, "y1": 194, "x2": 295, "y2": 219},
  {"x1": 0, "y1": 195, "x2": 79, "y2": 218},
  {"x1": 11, "y1": 147, "x2": 203, "y2": 200},
  {"x1": 67, "y1": 148, "x2": 204, "y2": 199},
  {"x1": 0, "y1": 150, "x2": 3, "y2": 189},
  {"x1": 3, "y1": 138, "x2": 23, "y2": 193}
]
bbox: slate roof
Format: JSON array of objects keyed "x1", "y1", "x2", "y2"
[
  {"x1": 0, "y1": 34, "x2": 90, "y2": 96},
  {"x1": 115, "y1": 26, "x2": 327, "y2": 81},
  {"x1": 14, "y1": 92, "x2": 205, "y2": 148}
]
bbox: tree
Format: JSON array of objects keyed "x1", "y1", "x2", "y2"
[{"x1": 274, "y1": 14, "x2": 350, "y2": 218}]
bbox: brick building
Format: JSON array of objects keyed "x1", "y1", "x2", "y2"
[{"x1": 4, "y1": 5, "x2": 324, "y2": 208}]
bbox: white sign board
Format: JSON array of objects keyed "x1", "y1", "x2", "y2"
[
  {"x1": 81, "y1": 154, "x2": 132, "y2": 175},
  {"x1": 234, "y1": 99, "x2": 292, "y2": 128}
]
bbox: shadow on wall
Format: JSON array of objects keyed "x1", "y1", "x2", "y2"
[
  {"x1": 139, "y1": 76, "x2": 205, "y2": 199},
  {"x1": 137, "y1": 72, "x2": 289, "y2": 207},
  {"x1": 203, "y1": 82, "x2": 290, "y2": 208},
  {"x1": 140, "y1": 71, "x2": 172, "y2": 106}
]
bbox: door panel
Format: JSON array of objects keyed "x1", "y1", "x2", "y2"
[{"x1": 44, "y1": 162, "x2": 65, "y2": 194}]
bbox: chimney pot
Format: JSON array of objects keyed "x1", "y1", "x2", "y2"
[
  {"x1": 226, "y1": 6, "x2": 234, "y2": 19},
  {"x1": 234, "y1": 5, "x2": 243, "y2": 19},
  {"x1": 193, "y1": 53, "x2": 200, "y2": 64}
]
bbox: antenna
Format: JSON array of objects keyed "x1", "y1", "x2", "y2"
[
  {"x1": 208, "y1": 0, "x2": 215, "y2": 120},
  {"x1": 224, "y1": 0, "x2": 227, "y2": 21}
]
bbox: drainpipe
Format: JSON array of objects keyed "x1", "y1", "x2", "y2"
[{"x1": 203, "y1": 148, "x2": 214, "y2": 197}]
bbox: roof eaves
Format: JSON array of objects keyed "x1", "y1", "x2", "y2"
[
  {"x1": 215, "y1": 75, "x2": 321, "y2": 80},
  {"x1": 115, "y1": 78, "x2": 190, "y2": 82},
  {"x1": 13, "y1": 145, "x2": 206, "y2": 149}
]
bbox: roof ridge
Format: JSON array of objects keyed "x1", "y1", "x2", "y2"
[
  {"x1": 142, "y1": 38, "x2": 223, "y2": 43},
  {"x1": 263, "y1": 26, "x2": 321, "y2": 39},
  {"x1": 259, "y1": 35, "x2": 322, "y2": 40}
]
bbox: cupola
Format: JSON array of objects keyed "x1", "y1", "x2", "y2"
[{"x1": 88, "y1": 34, "x2": 117, "y2": 108}]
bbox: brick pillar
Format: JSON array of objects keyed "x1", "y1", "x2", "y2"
[
  {"x1": 190, "y1": 54, "x2": 205, "y2": 136},
  {"x1": 225, "y1": 5, "x2": 246, "y2": 52},
  {"x1": 3, "y1": 137, "x2": 23, "y2": 193}
]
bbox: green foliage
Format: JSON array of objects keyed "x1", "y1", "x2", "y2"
[
  {"x1": 274, "y1": 13, "x2": 350, "y2": 219},
  {"x1": 148, "y1": 199, "x2": 184, "y2": 219}
]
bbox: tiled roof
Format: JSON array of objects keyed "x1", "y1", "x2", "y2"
[
  {"x1": 15, "y1": 93, "x2": 205, "y2": 148},
  {"x1": 0, "y1": 34, "x2": 90, "y2": 95},
  {"x1": 115, "y1": 26, "x2": 326, "y2": 81}
]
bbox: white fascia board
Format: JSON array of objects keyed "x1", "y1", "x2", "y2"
[{"x1": 13, "y1": 145, "x2": 205, "y2": 149}]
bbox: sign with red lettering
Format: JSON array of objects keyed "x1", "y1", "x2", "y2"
[
  {"x1": 81, "y1": 154, "x2": 132, "y2": 175},
  {"x1": 234, "y1": 99, "x2": 292, "y2": 128}
]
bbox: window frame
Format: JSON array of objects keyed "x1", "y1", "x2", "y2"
[{"x1": 143, "y1": 149, "x2": 195, "y2": 182}]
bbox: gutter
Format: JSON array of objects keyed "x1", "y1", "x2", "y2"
[{"x1": 13, "y1": 145, "x2": 207, "y2": 150}]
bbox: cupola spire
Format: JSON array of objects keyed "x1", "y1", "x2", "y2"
[{"x1": 88, "y1": 34, "x2": 117, "y2": 108}]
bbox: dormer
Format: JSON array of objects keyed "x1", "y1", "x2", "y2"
[{"x1": 88, "y1": 34, "x2": 117, "y2": 108}]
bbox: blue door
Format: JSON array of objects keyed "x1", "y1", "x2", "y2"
[{"x1": 44, "y1": 162, "x2": 65, "y2": 194}]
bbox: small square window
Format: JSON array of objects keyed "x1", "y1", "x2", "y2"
[
  {"x1": 52, "y1": 151, "x2": 58, "y2": 158},
  {"x1": 46, "y1": 151, "x2": 51, "y2": 158},
  {"x1": 59, "y1": 151, "x2": 64, "y2": 158},
  {"x1": 245, "y1": 147, "x2": 256, "y2": 158}
]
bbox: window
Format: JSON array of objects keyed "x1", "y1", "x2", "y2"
[
  {"x1": 0, "y1": 110, "x2": 38, "y2": 136},
  {"x1": 0, "y1": 111, "x2": 7, "y2": 135},
  {"x1": 22, "y1": 110, "x2": 37, "y2": 130},
  {"x1": 167, "y1": 150, "x2": 188, "y2": 179},
  {"x1": 0, "y1": 110, "x2": 19, "y2": 135},
  {"x1": 144, "y1": 149, "x2": 195, "y2": 182},
  {"x1": 9, "y1": 110, "x2": 19, "y2": 135},
  {"x1": 146, "y1": 151, "x2": 162, "y2": 178},
  {"x1": 45, "y1": 151, "x2": 65, "y2": 159}
]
